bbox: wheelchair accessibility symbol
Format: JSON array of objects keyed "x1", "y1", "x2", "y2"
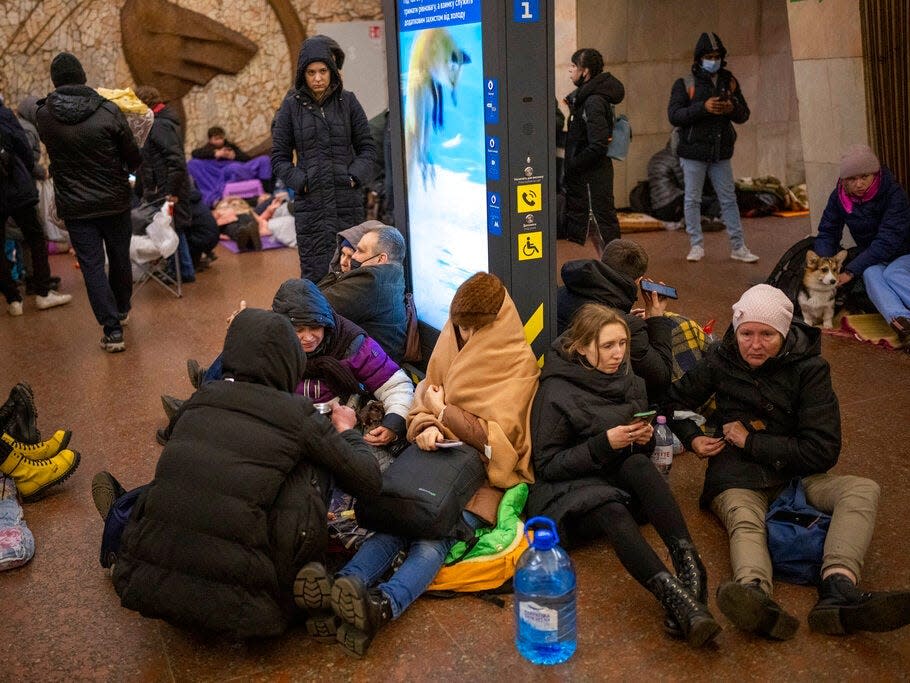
[
  {"x1": 518, "y1": 231, "x2": 543, "y2": 261},
  {"x1": 517, "y1": 183, "x2": 542, "y2": 213}
]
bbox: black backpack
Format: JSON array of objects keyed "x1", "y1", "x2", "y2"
[{"x1": 764, "y1": 236, "x2": 815, "y2": 321}]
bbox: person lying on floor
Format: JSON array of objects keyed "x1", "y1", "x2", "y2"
[
  {"x1": 666, "y1": 283, "x2": 910, "y2": 640},
  {"x1": 293, "y1": 272, "x2": 540, "y2": 657},
  {"x1": 92, "y1": 308, "x2": 381, "y2": 640}
]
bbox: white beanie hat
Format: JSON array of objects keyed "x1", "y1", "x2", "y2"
[{"x1": 731, "y1": 284, "x2": 793, "y2": 337}]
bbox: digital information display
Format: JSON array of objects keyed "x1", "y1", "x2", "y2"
[{"x1": 397, "y1": 0, "x2": 487, "y2": 331}]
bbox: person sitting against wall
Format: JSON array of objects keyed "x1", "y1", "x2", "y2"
[
  {"x1": 187, "y1": 125, "x2": 272, "y2": 207},
  {"x1": 293, "y1": 272, "x2": 540, "y2": 657},
  {"x1": 92, "y1": 308, "x2": 382, "y2": 640},
  {"x1": 557, "y1": 239, "x2": 673, "y2": 403},
  {"x1": 813, "y1": 144, "x2": 910, "y2": 348},
  {"x1": 666, "y1": 283, "x2": 910, "y2": 640},
  {"x1": 528, "y1": 302, "x2": 721, "y2": 648},
  {"x1": 319, "y1": 223, "x2": 408, "y2": 364}
]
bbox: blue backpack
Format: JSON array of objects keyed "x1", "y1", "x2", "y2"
[{"x1": 765, "y1": 478, "x2": 831, "y2": 585}]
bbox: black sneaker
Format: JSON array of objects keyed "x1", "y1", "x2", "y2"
[
  {"x1": 716, "y1": 580, "x2": 799, "y2": 640},
  {"x1": 91, "y1": 471, "x2": 126, "y2": 521},
  {"x1": 100, "y1": 331, "x2": 126, "y2": 353}
]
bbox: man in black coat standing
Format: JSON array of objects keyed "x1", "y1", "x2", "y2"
[
  {"x1": 36, "y1": 52, "x2": 141, "y2": 352},
  {"x1": 271, "y1": 37, "x2": 376, "y2": 281},
  {"x1": 562, "y1": 48, "x2": 624, "y2": 249},
  {"x1": 0, "y1": 100, "x2": 72, "y2": 315}
]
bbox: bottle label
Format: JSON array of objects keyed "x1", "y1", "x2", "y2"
[
  {"x1": 518, "y1": 600, "x2": 558, "y2": 632},
  {"x1": 652, "y1": 445, "x2": 673, "y2": 467}
]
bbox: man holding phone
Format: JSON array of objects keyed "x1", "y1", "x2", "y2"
[
  {"x1": 668, "y1": 32, "x2": 759, "y2": 264},
  {"x1": 558, "y1": 239, "x2": 674, "y2": 402}
]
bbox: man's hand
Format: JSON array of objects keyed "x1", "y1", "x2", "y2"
[
  {"x1": 705, "y1": 97, "x2": 733, "y2": 115},
  {"x1": 364, "y1": 426, "x2": 396, "y2": 446},
  {"x1": 837, "y1": 271, "x2": 854, "y2": 287},
  {"x1": 225, "y1": 299, "x2": 247, "y2": 325},
  {"x1": 641, "y1": 287, "x2": 669, "y2": 318},
  {"x1": 331, "y1": 404, "x2": 358, "y2": 432},
  {"x1": 722, "y1": 421, "x2": 750, "y2": 449},
  {"x1": 416, "y1": 425, "x2": 443, "y2": 451},
  {"x1": 691, "y1": 435, "x2": 725, "y2": 458}
]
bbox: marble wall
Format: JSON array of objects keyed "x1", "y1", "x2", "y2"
[
  {"x1": 571, "y1": 0, "x2": 803, "y2": 209},
  {"x1": 0, "y1": 0, "x2": 382, "y2": 155}
]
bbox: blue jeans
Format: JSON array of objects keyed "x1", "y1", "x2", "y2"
[
  {"x1": 337, "y1": 534, "x2": 456, "y2": 619},
  {"x1": 863, "y1": 254, "x2": 910, "y2": 322},
  {"x1": 680, "y1": 157, "x2": 745, "y2": 250},
  {"x1": 67, "y1": 211, "x2": 133, "y2": 335}
]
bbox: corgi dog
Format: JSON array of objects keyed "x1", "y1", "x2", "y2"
[
  {"x1": 404, "y1": 28, "x2": 471, "y2": 186},
  {"x1": 798, "y1": 249, "x2": 848, "y2": 328}
]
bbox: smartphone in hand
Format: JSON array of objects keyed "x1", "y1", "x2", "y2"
[
  {"x1": 436, "y1": 439, "x2": 464, "y2": 449},
  {"x1": 632, "y1": 410, "x2": 657, "y2": 425}
]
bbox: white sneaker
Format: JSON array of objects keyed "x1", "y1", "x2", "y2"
[
  {"x1": 730, "y1": 246, "x2": 760, "y2": 263},
  {"x1": 7, "y1": 300, "x2": 23, "y2": 316},
  {"x1": 35, "y1": 290, "x2": 72, "y2": 310},
  {"x1": 686, "y1": 245, "x2": 705, "y2": 262}
]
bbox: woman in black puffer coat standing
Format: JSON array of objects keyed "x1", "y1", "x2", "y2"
[
  {"x1": 528, "y1": 303, "x2": 720, "y2": 648},
  {"x1": 271, "y1": 37, "x2": 377, "y2": 281},
  {"x1": 112, "y1": 309, "x2": 381, "y2": 639}
]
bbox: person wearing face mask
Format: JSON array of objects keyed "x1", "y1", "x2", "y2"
[
  {"x1": 272, "y1": 37, "x2": 377, "y2": 281},
  {"x1": 561, "y1": 48, "x2": 625, "y2": 249},
  {"x1": 318, "y1": 224, "x2": 408, "y2": 363},
  {"x1": 813, "y1": 145, "x2": 910, "y2": 348},
  {"x1": 668, "y1": 32, "x2": 758, "y2": 264},
  {"x1": 528, "y1": 303, "x2": 720, "y2": 648}
]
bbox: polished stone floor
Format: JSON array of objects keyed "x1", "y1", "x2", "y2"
[{"x1": 1, "y1": 216, "x2": 908, "y2": 681}]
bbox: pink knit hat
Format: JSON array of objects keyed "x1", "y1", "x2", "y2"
[
  {"x1": 731, "y1": 284, "x2": 793, "y2": 337},
  {"x1": 839, "y1": 144, "x2": 880, "y2": 179}
]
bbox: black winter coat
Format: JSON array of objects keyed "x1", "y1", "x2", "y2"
[
  {"x1": 113, "y1": 309, "x2": 382, "y2": 639},
  {"x1": 564, "y1": 72, "x2": 624, "y2": 176},
  {"x1": 668, "y1": 33, "x2": 749, "y2": 162},
  {"x1": 139, "y1": 106, "x2": 189, "y2": 204},
  {"x1": 36, "y1": 85, "x2": 141, "y2": 220},
  {"x1": 319, "y1": 263, "x2": 407, "y2": 364},
  {"x1": 666, "y1": 322, "x2": 841, "y2": 508},
  {"x1": 557, "y1": 259, "x2": 673, "y2": 402},
  {"x1": 271, "y1": 39, "x2": 376, "y2": 280},
  {"x1": 0, "y1": 104, "x2": 39, "y2": 214},
  {"x1": 527, "y1": 341, "x2": 651, "y2": 545}
]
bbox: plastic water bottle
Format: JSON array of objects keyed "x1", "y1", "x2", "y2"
[
  {"x1": 514, "y1": 516, "x2": 577, "y2": 665},
  {"x1": 652, "y1": 416, "x2": 674, "y2": 478}
]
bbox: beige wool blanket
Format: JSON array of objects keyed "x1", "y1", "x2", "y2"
[{"x1": 406, "y1": 292, "x2": 540, "y2": 487}]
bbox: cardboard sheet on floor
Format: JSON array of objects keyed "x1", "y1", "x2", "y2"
[
  {"x1": 219, "y1": 235, "x2": 287, "y2": 253},
  {"x1": 822, "y1": 312, "x2": 905, "y2": 350},
  {"x1": 618, "y1": 212, "x2": 664, "y2": 233}
]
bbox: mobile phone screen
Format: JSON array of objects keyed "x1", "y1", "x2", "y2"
[
  {"x1": 632, "y1": 410, "x2": 657, "y2": 425},
  {"x1": 641, "y1": 280, "x2": 678, "y2": 299}
]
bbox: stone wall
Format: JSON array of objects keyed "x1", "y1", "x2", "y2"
[
  {"x1": 573, "y1": 0, "x2": 803, "y2": 208},
  {"x1": 0, "y1": 0, "x2": 382, "y2": 155}
]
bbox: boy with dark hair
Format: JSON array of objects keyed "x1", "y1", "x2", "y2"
[{"x1": 557, "y1": 239, "x2": 673, "y2": 402}]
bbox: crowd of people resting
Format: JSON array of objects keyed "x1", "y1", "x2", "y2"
[{"x1": 9, "y1": 225, "x2": 909, "y2": 657}]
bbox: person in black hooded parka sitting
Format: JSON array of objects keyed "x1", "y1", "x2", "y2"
[{"x1": 108, "y1": 308, "x2": 381, "y2": 639}]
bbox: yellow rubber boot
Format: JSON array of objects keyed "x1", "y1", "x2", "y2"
[
  {"x1": 0, "y1": 443, "x2": 81, "y2": 502},
  {"x1": 1, "y1": 430, "x2": 72, "y2": 460}
]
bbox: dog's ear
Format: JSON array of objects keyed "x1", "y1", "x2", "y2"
[
  {"x1": 805, "y1": 250, "x2": 819, "y2": 267},
  {"x1": 835, "y1": 250, "x2": 849, "y2": 267}
]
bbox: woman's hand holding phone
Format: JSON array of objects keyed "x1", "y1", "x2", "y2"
[{"x1": 607, "y1": 420, "x2": 654, "y2": 449}]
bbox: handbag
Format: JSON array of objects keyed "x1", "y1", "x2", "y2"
[
  {"x1": 765, "y1": 478, "x2": 831, "y2": 585},
  {"x1": 403, "y1": 292, "x2": 422, "y2": 363},
  {"x1": 355, "y1": 442, "x2": 486, "y2": 541}
]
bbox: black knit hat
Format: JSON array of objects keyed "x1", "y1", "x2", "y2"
[{"x1": 50, "y1": 52, "x2": 87, "y2": 87}]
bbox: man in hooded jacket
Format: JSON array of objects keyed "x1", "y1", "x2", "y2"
[
  {"x1": 103, "y1": 308, "x2": 382, "y2": 639},
  {"x1": 36, "y1": 51, "x2": 141, "y2": 351},
  {"x1": 271, "y1": 36, "x2": 376, "y2": 281},
  {"x1": 561, "y1": 48, "x2": 624, "y2": 249}
]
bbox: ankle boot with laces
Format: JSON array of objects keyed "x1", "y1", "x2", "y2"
[
  {"x1": 669, "y1": 538, "x2": 708, "y2": 604},
  {"x1": 0, "y1": 382, "x2": 40, "y2": 444},
  {"x1": 0, "y1": 440, "x2": 80, "y2": 501},
  {"x1": 808, "y1": 573, "x2": 910, "y2": 635},
  {"x1": 647, "y1": 572, "x2": 721, "y2": 648},
  {"x1": 2, "y1": 430, "x2": 72, "y2": 460},
  {"x1": 331, "y1": 575, "x2": 393, "y2": 656}
]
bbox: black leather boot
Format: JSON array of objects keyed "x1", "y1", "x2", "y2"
[
  {"x1": 716, "y1": 579, "x2": 799, "y2": 640},
  {"x1": 186, "y1": 359, "x2": 207, "y2": 390},
  {"x1": 0, "y1": 383, "x2": 40, "y2": 443},
  {"x1": 331, "y1": 575, "x2": 393, "y2": 656},
  {"x1": 808, "y1": 573, "x2": 910, "y2": 635},
  {"x1": 294, "y1": 562, "x2": 339, "y2": 642},
  {"x1": 669, "y1": 538, "x2": 708, "y2": 604},
  {"x1": 647, "y1": 572, "x2": 721, "y2": 648}
]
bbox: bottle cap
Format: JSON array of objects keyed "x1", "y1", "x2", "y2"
[
  {"x1": 657, "y1": 415, "x2": 667, "y2": 424},
  {"x1": 525, "y1": 516, "x2": 559, "y2": 550}
]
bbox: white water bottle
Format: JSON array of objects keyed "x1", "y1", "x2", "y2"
[{"x1": 652, "y1": 416, "x2": 674, "y2": 478}]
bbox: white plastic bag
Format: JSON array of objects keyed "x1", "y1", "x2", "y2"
[
  {"x1": 37, "y1": 179, "x2": 68, "y2": 243},
  {"x1": 130, "y1": 201, "x2": 177, "y2": 265},
  {"x1": 268, "y1": 215, "x2": 297, "y2": 247}
]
